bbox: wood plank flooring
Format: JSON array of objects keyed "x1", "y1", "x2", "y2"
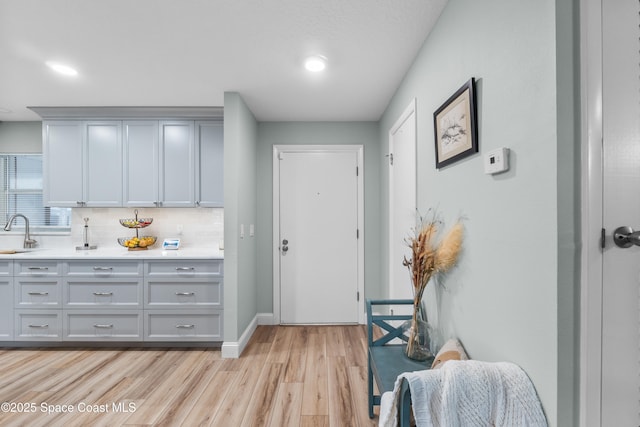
[{"x1": 0, "y1": 325, "x2": 379, "y2": 427}]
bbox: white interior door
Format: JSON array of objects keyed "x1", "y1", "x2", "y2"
[
  {"x1": 275, "y1": 146, "x2": 362, "y2": 324},
  {"x1": 601, "y1": 0, "x2": 640, "y2": 424},
  {"x1": 389, "y1": 100, "x2": 417, "y2": 312}
]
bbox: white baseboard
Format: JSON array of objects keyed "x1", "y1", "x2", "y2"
[
  {"x1": 257, "y1": 312, "x2": 275, "y2": 325},
  {"x1": 221, "y1": 312, "x2": 275, "y2": 358}
]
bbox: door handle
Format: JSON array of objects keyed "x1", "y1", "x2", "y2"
[
  {"x1": 281, "y1": 239, "x2": 289, "y2": 253},
  {"x1": 613, "y1": 226, "x2": 640, "y2": 248},
  {"x1": 282, "y1": 245, "x2": 289, "y2": 253}
]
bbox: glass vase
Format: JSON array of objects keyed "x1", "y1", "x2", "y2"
[{"x1": 405, "y1": 303, "x2": 432, "y2": 361}]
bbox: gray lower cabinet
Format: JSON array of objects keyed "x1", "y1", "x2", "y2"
[
  {"x1": 63, "y1": 310, "x2": 143, "y2": 341},
  {"x1": 0, "y1": 261, "x2": 13, "y2": 340},
  {"x1": 13, "y1": 260, "x2": 63, "y2": 341},
  {"x1": 5, "y1": 258, "x2": 223, "y2": 344},
  {"x1": 143, "y1": 259, "x2": 223, "y2": 341}
]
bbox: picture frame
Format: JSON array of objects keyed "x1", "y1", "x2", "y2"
[{"x1": 433, "y1": 78, "x2": 478, "y2": 168}]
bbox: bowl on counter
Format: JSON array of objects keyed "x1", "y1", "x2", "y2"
[{"x1": 117, "y1": 236, "x2": 157, "y2": 250}]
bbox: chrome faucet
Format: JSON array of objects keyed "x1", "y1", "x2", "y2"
[{"x1": 4, "y1": 214, "x2": 37, "y2": 248}]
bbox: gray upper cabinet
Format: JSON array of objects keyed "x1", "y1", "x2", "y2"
[
  {"x1": 159, "y1": 121, "x2": 195, "y2": 207},
  {"x1": 43, "y1": 121, "x2": 123, "y2": 207},
  {"x1": 124, "y1": 121, "x2": 160, "y2": 207},
  {"x1": 43, "y1": 121, "x2": 84, "y2": 207},
  {"x1": 44, "y1": 117, "x2": 222, "y2": 208},
  {"x1": 84, "y1": 121, "x2": 122, "y2": 207},
  {"x1": 196, "y1": 121, "x2": 224, "y2": 207}
]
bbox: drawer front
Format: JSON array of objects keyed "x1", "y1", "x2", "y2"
[
  {"x1": 145, "y1": 278, "x2": 222, "y2": 308},
  {"x1": 145, "y1": 310, "x2": 223, "y2": 341},
  {"x1": 64, "y1": 279, "x2": 143, "y2": 308},
  {"x1": 0, "y1": 278, "x2": 13, "y2": 339},
  {"x1": 63, "y1": 310, "x2": 143, "y2": 341},
  {"x1": 145, "y1": 260, "x2": 223, "y2": 277},
  {"x1": 15, "y1": 260, "x2": 62, "y2": 276},
  {"x1": 15, "y1": 278, "x2": 62, "y2": 308},
  {"x1": 15, "y1": 310, "x2": 62, "y2": 341},
  {"x1": 0, "y1": 260, "x2": 12, "y2": 276},
  {"x1": 66, "y1": 260, "x2": 143, "y2": 277}
]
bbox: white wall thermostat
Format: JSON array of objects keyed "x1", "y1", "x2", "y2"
[{"x1": 484, "y1": 147, "x2": 510, "y2": 175}]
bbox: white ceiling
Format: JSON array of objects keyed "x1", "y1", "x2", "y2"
[{"x1": 0, "y1": 0, "x2": 448, "y2": 122}]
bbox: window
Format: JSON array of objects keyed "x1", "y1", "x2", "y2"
[{"x1": 0, "y1": 154, "x2": 71, "y2": 232}]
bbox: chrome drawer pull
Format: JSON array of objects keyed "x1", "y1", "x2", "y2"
[
  {"x1": 94, "y1": 324, "x2": 114, "y2": 329},
  {"x1": 175, "y1": 292, "x2": 195, "y2": 296},
  {"x1": 175, "y1": 324, "x2": 195, "y2": 329},
  {"x1": 93, "y1": 267, "x2": 113, "y2": 271},
  {"x1": 93, "y1": 292, "x2": 114, "y2": 296},
  {"x1": 175, "y1": 267, "x2": 195, "y2": 271},
  {"x1": 28, "y1": 324, "x2": 49, "y2": 328},
  {"x1": 27, "y1": 267, "x2": 49, "y2": 271},
  {"x1": 28, "y1": 291, "x2": 49, "y2": 296}
]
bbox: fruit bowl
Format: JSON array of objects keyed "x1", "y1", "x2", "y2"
[
  {"x1": 119, "y1": 218, "x2": 153, "y2": 228},
  {"x1": 118, "y1": 236, "x2": 157, "y2": 250}
]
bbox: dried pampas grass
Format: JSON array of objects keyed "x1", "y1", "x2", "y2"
[{"x1": 404, "y1": 211, "x2": 464, "y2": 359}]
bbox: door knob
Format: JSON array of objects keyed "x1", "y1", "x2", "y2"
[
  {"x1": 282, "y1": 245, "x2": 289, "y2": 253},
  {"x1": 613, "y1": 226, "x2": 640, "y2": 248},
  {"x1": 282, "y1": 239, "x2": 288, "y2": 245}
]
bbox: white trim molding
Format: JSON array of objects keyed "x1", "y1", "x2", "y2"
[
  {"x1": 580, "y1": 0, "x2": 604, "y2": 425},
  {"x1": 220, "y1": 313, "x2": 275, "y2": 358}
]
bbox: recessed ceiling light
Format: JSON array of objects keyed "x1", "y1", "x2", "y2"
[
  {"x1": 304, "y1": 55, "x2": 327, "y2": 72},
  {"x1": 46, "y1": 61, "x2": 78, "y2": 76}
]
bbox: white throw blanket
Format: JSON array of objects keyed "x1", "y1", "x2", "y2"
[{"x1": 379, "y1": 360, "x2": 548, "y2": 427}]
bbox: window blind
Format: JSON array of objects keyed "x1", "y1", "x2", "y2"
[{"x1": 0, "y1": 154, "x2": 71, "y2": 232}]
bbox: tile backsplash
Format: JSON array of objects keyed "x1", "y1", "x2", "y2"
[{"x1": 2, "y1": 208, "x2": 223, "y2": 250}]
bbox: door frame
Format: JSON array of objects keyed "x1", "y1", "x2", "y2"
[
  {"x1": 388, "y1": 99, "x2": 417, "y2": 300},
  {"x1": 580, "y1": 0, "x2": 604, "y2": 424},
  {"x1": 272, "y1": 144, "x2": 365, "y2": 325}
]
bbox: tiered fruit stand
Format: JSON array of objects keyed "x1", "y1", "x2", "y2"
[{"x1": 118, "y1": 209, "x2": 157, "y2": 250}]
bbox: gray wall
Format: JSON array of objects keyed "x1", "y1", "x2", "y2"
[
  {"x1": 0, "y1": 122, "x2": 42, "y2": 152},
  {"x1": 378, "y1": 0, "x2": 578, "y2": 425},
  {"x1": 223, "y1": 92, "x2": 258, "y2": 341},
  {"x1": 256, "y1": 122, "x2": 381, "y2": 315}
]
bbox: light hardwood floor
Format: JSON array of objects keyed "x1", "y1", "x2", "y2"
[{"x1": 0, "y1": 325, "x2": 379, "y2": 427}]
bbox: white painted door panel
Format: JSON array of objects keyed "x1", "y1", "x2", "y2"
[
  {"x1": 159, "y1": 121, "x2": 195, "y2": 207},
  {"x1": 389, "y1": 101, "x2": 416, "y2": 314},
  {"x1": 43, "y1": 121, "x2": 83, "y2": 207},
  {"x1": 601, "y1": 0, "x2": 640, "y2": 424},
  {"x1": 279, "y1": 150, "x2": 358, "y2": 324},
  {"x1": 124, "y1": 121, "x2": 159, "y2": 207},
  {"x1": 84, "y1": 121, "x2": 122, "y2": 207}
]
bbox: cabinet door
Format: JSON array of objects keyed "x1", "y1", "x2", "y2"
[
  {"x1": 43, "y1": 121, "x2": 84, "y2": 207},
  {"x1": 0, "y1": 278, "x2": 13, "y2": 339},
  {"x1": 159, "y1": 121, "x2": 195, "y2": 207},
  {"x1": 196, "y1": 121, "x2": 224, "y2": 207},
  {"x1": 84, "y1": 121, "x2": 123, "y2": 206},
  {"x1": 124, "y1": 121, "x2": 159, "y2": 207}
]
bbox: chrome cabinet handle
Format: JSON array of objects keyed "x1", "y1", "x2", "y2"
[
  {"x1": 27, "y1": 267, "x2": 49, "y2": 271},
  {"x1": 28, "y1": 291, "x2": 49, "y2": 296},
  {"x1": 93, "y1": 324, "x2": 114, "y2": 329},
  {"x1": 93, "y1": 292, "x2": 113, "y2": 296},
  {"x1": 175, "y1": 292, "x2": 195, "y2": 296},
  {"x1": 93, "y1": 267, "x2": 113, "y2": 271},
  {"x1": 175, "y1": 267, "x2": 195, "y2": 271},
  {"x1": 175, "y1": 324, "x2": 195, "y2": 329},
  {"x1": 28, "y1": 324, "x2": 49, "y2": 328}
]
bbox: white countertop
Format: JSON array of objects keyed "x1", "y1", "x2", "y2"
[{"x1": 0, "y1": 245, "x2": 224, "y2": 260}]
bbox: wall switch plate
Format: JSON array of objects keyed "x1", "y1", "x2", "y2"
[{"x1": 484, "y1": 147, "x2": 510, "y2": 174}]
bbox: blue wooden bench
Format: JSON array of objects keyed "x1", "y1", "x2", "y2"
[{"x1": 366, "y1": 299, "x2": 434, "y2": 424}]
